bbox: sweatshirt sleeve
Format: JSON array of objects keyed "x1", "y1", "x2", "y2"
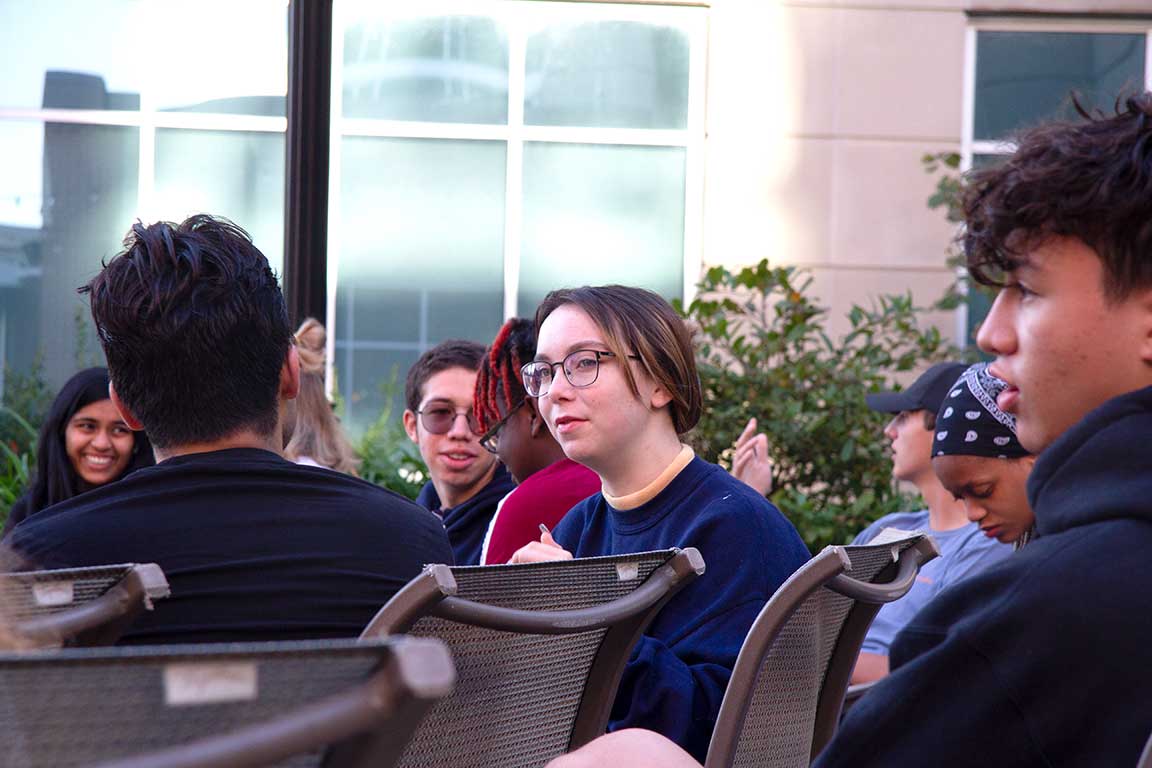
[{"x1": 608, "y1": 598, "x2": 767, "y2": 764}]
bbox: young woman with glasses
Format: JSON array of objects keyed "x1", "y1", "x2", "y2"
[
  {"x1": 510, "y1": 285, "x2": 810, "y2": 764},
  {"x1": 472, "y1": 317, "x2": 601, "y2": 564}
]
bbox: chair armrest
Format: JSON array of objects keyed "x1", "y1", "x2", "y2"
[
  {"x1": 15, "y1": 563, "x2": 171, "y2": 647},
  {"x1": 825, "y1": 537, "x2": 940, "y2": 604},
  {"x1": 430, "y1": 548, "x2": 705, "y2": 634},
  {"x1": 88, "y1": 638, "x2": 456, "y2": 768}
]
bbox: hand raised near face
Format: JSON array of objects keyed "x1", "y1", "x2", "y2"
[{"x1": 510, "y1": 527, "x2": 574, "y2": 564}]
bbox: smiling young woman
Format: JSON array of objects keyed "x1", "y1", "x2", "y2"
[
  {"x1": 2, "y1": 367, "x2": 153, "y2": 539},
  {"x1": 510, "y1": 285, "x2": 810, "y2": 763}
]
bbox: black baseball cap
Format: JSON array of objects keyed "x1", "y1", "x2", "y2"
[{"x1": 865, "y1": 361, "x2": 968, "y2": 415}]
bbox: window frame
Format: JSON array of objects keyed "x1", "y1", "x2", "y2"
[
  {"x1": 325, "y1": 0, "x2": 709, "y2": 388},
  {"x1": 956, "y1": 17, "x2": 1152, "y2": 344}
]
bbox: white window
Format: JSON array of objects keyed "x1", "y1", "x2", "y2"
[{"x1": 330, "y1": 0, "x2": 708, "y2": 429}]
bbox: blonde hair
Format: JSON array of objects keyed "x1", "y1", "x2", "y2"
[{"x1": 284, "y1": 318, "x2": 362, "y2": 476}]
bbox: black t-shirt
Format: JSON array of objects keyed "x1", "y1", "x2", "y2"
[{"x1": 7, "y1": 448, "x2": 453, "y2": 644}]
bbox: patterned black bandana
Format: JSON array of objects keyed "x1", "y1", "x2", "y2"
[{"x1": 932, "y1": 363, "x2": 1029, "y2": 459}]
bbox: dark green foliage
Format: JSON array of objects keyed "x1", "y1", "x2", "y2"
[
  {"x1": 356, "y1": 368, "x2": 427, "y2": 500},
  {"x1": 679, "y1": 260, "x2": 955, "y2": 552}
]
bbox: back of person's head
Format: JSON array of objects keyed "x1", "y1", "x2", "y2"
[
  {"x1": 963, "y1": 92, "x2": 1152, "y2": 300},
  {"x1": 81, "y1": 215, "x2": 291, "y2": 449},
  {"x1": 27, "y1": 367, "x2": 153, "y2": 514},
  {"x1": 474, "y1": 318, "x2": 535, "y2": 433},
  {"x1": 535, "y1": 285, "x2": 702, "y2": 435},
  {"x1": 405, "y1": 339, "x2": 487, "y2": 413},
  {"x1": 284, "y1": 318, "x2": 361, "y2": 476}
]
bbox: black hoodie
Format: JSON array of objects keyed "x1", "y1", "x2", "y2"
[
  {"x1": 817, "y1": 386, "x2": 1152, "y2": 767},
  {"x1": 416, "y1": 463, "x2": 515, "y2": 566}
]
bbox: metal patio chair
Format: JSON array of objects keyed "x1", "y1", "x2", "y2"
[
  {"x1": 0, "y1": 562, "x2": 170, "y2": 647},
  {"x1": 361, "y1": 547, "x2": 705, "y2": 768},
  {"x1": 0, "y1": 635, "x2": 454, "y2": 768},
  {"x1": 704, "y1": 533, "x2": 940, "y2": 768}
]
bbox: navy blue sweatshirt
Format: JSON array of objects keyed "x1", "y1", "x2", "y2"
[
  {"x1": 817, "y1": 386, "x2": 1152, "y2": 767},
  {"x1": 416, "y1": 463, "x2": 515, "y2": 566},
  {"x1": 554, "y1": 456, "x2": 810, "y2": 763}
]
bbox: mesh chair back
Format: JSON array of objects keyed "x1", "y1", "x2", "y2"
[
  {"x1": 0, "y1": 637, "x2": 451, "y2": 768},
  {"x1": 0, "y1": 562, "x2": 170, "y2": 646},
  {"x1": 363, "y1": 548, "x2": 703, "y2": 768},
  {"x1": 706, "y1": 534, "x2": 938, "y2": 768}
]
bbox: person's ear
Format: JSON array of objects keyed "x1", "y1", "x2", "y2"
[
  {"x1": 525, "y1": 398, "x2": 546, "y2": 438},
  {"x1": 108, "y1": 382, "x2": 145, "y2": 431},
  {"x1": 403, "y1": 409, "x2": 419, "y2": 443},
  {"x1": 1139, "y1": 286, "x2": 1152, "y2": 365},
  {"x1": 648, "y1": 381, "x2": 673, "y2": 411},
  {"x1": 280, "y1": 344, "x2": 301, "y2": 400}
]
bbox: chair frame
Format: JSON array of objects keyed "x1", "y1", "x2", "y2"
[
  {"x1": 3, "y1": 637, "x2": 454, "y2": 768},
  {"x1": 4, "y1": 562, "x2": 170, "y2": 647},
  {"x1": 705, "y1": 536, "x2": 940, "y2": 768},
  {"x1": 361, "y1": 547, "x2": 705, "y2": 751}
]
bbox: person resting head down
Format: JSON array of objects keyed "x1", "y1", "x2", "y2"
[
  {"x1": 930, "y1": 363, "x2": 1035, "y2": 548},
  {"x1": 2, "y1": 367, "x2": 153, "y2": 539}
]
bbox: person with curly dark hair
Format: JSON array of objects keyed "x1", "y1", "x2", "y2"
[
  {"x1": 472, "y1": 317, "x2": 600, "y2": 564},
  {"x1": 546, "y1": 93, "x2": 1152, "y2": 768},
  {"x1": 6, "y1": 215, "x2": 451, "y2": 644}
]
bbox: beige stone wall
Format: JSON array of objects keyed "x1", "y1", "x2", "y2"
[{"x1": 701, "y1": 0, "x2": 970, "y2": 341}]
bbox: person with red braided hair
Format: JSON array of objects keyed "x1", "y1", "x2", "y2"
[{"x1": 473, "y1": 318, "x2": 600, "y2": 565}]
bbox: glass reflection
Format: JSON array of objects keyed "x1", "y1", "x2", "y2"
[
  {"x1": 525, "y1": 21, "x2": 690, "y2": 129},
  {"x1": 343, "y1": 15, "x2": 508, "y2": 124},
  {"x1": 518, "y1": 142, "x2": 685, "y2": 314}
]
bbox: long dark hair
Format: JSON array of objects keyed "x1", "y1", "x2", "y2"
[{"x1": 24, "y1": 367, "x2": 154, "y2": 515}]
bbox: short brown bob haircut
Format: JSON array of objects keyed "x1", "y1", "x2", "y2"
[
  {"x1": 962, "y1": 92, "x2": 1152, "y2": 302},
  {"x1": 534, "y1": 285, "x2": 702, "y2": 436}
]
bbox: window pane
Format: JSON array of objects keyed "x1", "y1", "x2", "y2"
[
  {"x1": 335, "y1": 137, "x2": 506, "y2": 431},
  {"x1": 0, "y1": 0, "x2": 140, "y2": 110},
  {"x1": 151, "y1": 1, "x2": 287, "y2": 116},
  {"x1": 342, "y1": 13, "x2": 508, "y2": 124},
  {"x1": 525, "y1": 20, "x2": 690, "y2": 129},
  {"x1": 0, "y1": 120, "x2": 138, "y2": 393},
  {"x1": 974, "y1": 31, "x2": 1145, "y2": 141},
  {"x1": 518, "y1": 143, "x2": 684, "y2": 314},
  {"x1": 0, "y1": 0, "x2": 286, "y2": 115},
  {"x1": 154, "y1": 129, "x2": 285, "y2": 275}
]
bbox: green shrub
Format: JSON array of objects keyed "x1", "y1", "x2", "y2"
[
  {"x1": 0, "y1": 406, "x2": 37, "y2": 529},
  {"x1": 679, "y1": 260, "x2": 958, "y2": 552},
  {"x1": 356, "y1": 368, "x2": 427, "y2": 500}
]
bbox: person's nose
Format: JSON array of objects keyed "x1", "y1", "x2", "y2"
[
  {"x1": 976, "y1": 290, "x2": 1017, "y2": 358},
  {"x1": 883, "y1": 417, "x2": 899, "y2": 441},
  {"x1": 544, "y1": 365, "x2": 576, "y2": 402},
  {"x1": 446, "y1": 410, "x2": 475, "y2": 440},
  {"x1": 91, "y1": 429, "x2": 113, "y2": 450},
  {"x1": 964, "y1": 500, "x2": 987, "y2": 523}
]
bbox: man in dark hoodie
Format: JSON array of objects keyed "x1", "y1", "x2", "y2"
[
  {"x1": 405, "y1": 340, "x2": 516, "y2": 564},
  {"x1": 547, "y1": 94, "x2": 1152, "y2": 768}
]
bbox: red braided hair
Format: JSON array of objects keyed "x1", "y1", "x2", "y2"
[{"x1": 473, "y1": 317, "x2": 535, "y2": 433}]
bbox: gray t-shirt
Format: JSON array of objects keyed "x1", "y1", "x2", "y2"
[{"x1": 852, "y1": 510, "x2": 1012, "y2": 655}]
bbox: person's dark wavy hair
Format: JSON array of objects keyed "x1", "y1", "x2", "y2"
[
  {"x1": 22, "y1": 367, "x2": 153, "y2": 517},
  {"x1": 963, "y1": 92, "x2": 1152, "y2": 301},
  {"x1": 79, "y1": 215, "x2": 291, "y2": 448},
  {"x1": 405, "y1": 340, "x2": 486, "y2": 413}
]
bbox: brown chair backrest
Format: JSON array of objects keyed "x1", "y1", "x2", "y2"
[
  {"x1": 0, "y1": 636, "x2": 454, "y2": 768},
  {"x1": 705, "y1": 533, "x2": 940, "y2": 768},
  {"x1": 361, "y1": 547, "x2": 705, "y2": 768},
  {"x1": 0, "y1": 562, "x2": 170, "y2": 647}
]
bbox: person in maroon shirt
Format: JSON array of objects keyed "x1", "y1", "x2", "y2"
[{"x1": 473, "y1": 318, "x2": 601, "y2": 564}]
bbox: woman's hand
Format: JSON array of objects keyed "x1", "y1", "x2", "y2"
[{"x1": 510, "y1": 528, "x2": 574, "y2": 564}]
